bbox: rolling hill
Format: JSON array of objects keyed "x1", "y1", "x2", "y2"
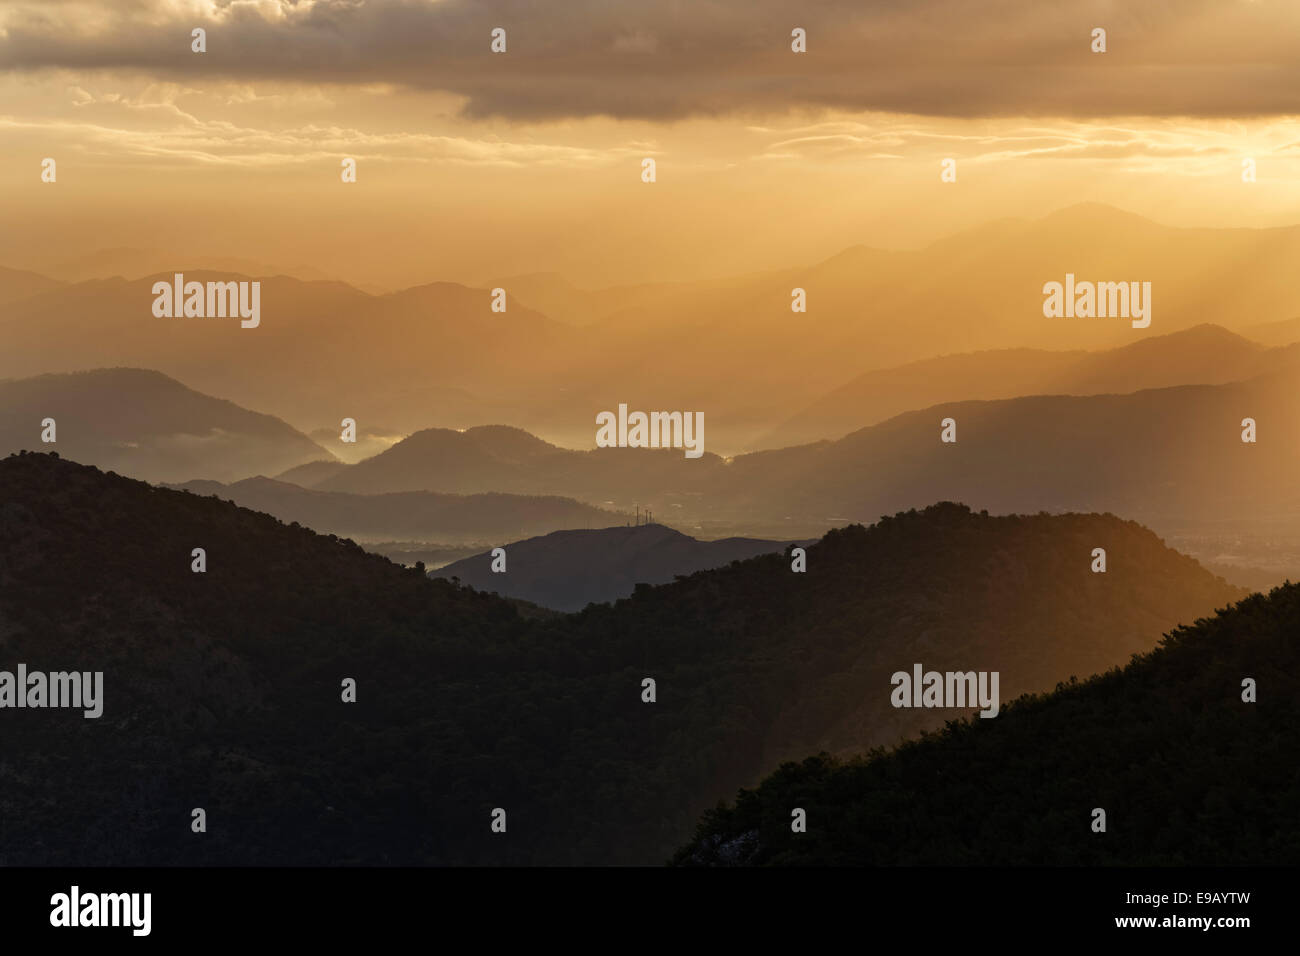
[{"x1": 0, "y1": 452, "x2": 1242, "y2": 864}]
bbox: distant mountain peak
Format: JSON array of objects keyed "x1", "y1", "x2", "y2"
[{"x1": 1038, "y1": 201, "x2": 1160, "y2": 228}]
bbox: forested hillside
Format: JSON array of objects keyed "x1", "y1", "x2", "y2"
[
  {"x1": 675, "y1": 584, "x2": 1297, "y2": 865},
  {"x1": 0, "y1": 452, "x2": 1243, "y2": 864}
]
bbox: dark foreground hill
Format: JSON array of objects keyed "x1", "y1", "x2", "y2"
[
  {"x1": 674, "y1": 584, "x2": 1300, "y2": 865},
  {"x1": 0, "y1": 453, "x2": 1242, "y2": 865},
  {"x1": 432, "y1": 524, "x2": 805, "y2": 611}
]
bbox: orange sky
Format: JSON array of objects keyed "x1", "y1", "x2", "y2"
[{"x1": 2, "y1": 0, "x2": 1300, "y2": 288}]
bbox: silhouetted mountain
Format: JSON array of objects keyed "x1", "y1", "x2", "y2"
[
  {"x1": 432, "y1": 524, "x2": 804, "y2": 611},
  {"x1": 316, "y1": 425, "x2": 726, "y2": 507},
  {"x1": 313, "y1": 425, "x2": 561, "y2": 492},
  {"x1": 0, "y1": 368, "x2": 333, "y2": 483},
  {"x1": 41, "y1": 247, "x2": 336, "y2": 285},
  {"x1": 520, "y1": 204, "x2": 1300, "y2": 449},
  {"x1": 0, "y1": 272, "x2": 562, "y2": 442},
  {"x1": 759, "y1": 325, "x2": 1280, "y2": 448},
  {"x1": 0, "y1": 453, "x2": 1241, "y2": 864},
  {"x1": 675, "y1": 581, "x2": 1297, "y2": 865},
  {"x1": 1244, "y1": 315, "x2": 1300, "y2": 347},
  {"x1": 166, "y1": 475, "x2": 620, "y2": 545},
  {"x1": 299, "y1": 364, "x2": 1300, "y2": 553},
  {"x1": 724, "y1": 367, "x2": 1300, "y2": 536},
  {"x1": 274, "y1": 459, "x2": 352, "y2": 487},
  {"x1": 8, "y1": 205, "x2": 1299, "y2": 453},
  {"x1": 0, "y1": 265, "x2": 62, "y2": 305}
]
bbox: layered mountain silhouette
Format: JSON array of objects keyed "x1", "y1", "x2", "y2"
[
  {"x1": 0, "y1": 453, "x2": 1240, "y2": 865},
  {"x1": 0, "y1": 264, "x2": 62, "y2": 305},
  {"x1": 517, "y1": 204, "x2": 1300, "y2": 450},
  {"x1": 1245, "y1": 316, "x2": 1300, "y2": 347},
  {"x1": 12, "y1": 359, "x2": 1293, "y2": 571},
  {"x1": 0, "y1": 273, "x2": 557, "y2": 444},
  {"x1": 0, "y1": 368, "x2": 332, "y2": 483},
  {"x1": 432, "y1": 524, "x2": 804, "y2": 611},
  {"x1": 275, "y1": 460, "x2": 354, "y2": 486},
  {"x1": 35, "y1": 247, "x2": 351, "y2": 288},
  {"x1": 675, "y1": 582, "x2": 1297, "y2": 865},
  {"x1": 721, "y1": 367, "x2": 1300, "y2": 535},
  {"x1": 758, "y1": 325, "x2": 1289, "y2": 448},
  {"x1": 7, "y1": 205, "x2": 1300, "y2": 453},
  {"x1": 271, "y1": 362, "x2": 1300, "y2": 557},
  {"x1": 167, "y1": 475, "x2": 620, "y2": 546}
]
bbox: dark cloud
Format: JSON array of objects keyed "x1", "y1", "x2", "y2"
[{"x1": 2, "y1": 0, "x2": 1298, "y2": 119}]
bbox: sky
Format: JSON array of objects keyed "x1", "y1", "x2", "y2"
[{"x1": 2, "y1": 0, "x2": 1300, "y2": 288}]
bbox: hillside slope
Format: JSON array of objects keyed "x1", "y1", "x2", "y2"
[
  {"x1": 675, "y1": 582, "x2": 1299, "y2": 865},
  {"x1": 723, "y1": 368, "x2": 1300, "y2": 534},
  {"x1": 0, "y1": 368, "x2": 333, "y2": 483},
  {"x1": 0, "y1": 453, "x2": 1242, "y2": 865},
  {"x1": 759, "y1": 325, "x2": 1280, "y2": 448}
]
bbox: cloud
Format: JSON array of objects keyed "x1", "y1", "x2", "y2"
[
  {"x1": 747, "y1": 116, "x2": 1300, "y2": 173},
  {"x1": 0, "y1": 85, "x2": 624, "y2": 168},
  {"x1": 1, "y1": 0, "x2": 1298, "y2": 120}
]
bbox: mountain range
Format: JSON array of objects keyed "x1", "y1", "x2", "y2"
[
  {"x1": 276, "y1": 362, "x2": 1300, "y2": 551},
  {"x1": 0, "y1": 368, "x2": 331, "y2": 483},
  {"x1": 167, "y1": 475, "x2": 620, "y2": 546},
  {"x1": 9, "y1": 353, "x2": 1297, "y2": 588},
  {"x1": 7, "y1": 205, "x2": 1300, "y2": 455},
  {"x1": 757, "y1": 324, "x2": 1293, "y2": 449},
  {"x1": 0, "y1": 452, "x2": 1242, "y2": 864}
]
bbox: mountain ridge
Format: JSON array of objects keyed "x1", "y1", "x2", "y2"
[
  {"x1": 675, "y1": 578, "x2": 1296, "y2": 865},
  {"x1": 432, "y1": 523, "x2": 809, "y2": 611},
  {"x1": 0, "y1": 452, "x2": 1243, "y2": 864},
  {"x1": 0, "y1": 367, "x2": 334, "y2": 483}
]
